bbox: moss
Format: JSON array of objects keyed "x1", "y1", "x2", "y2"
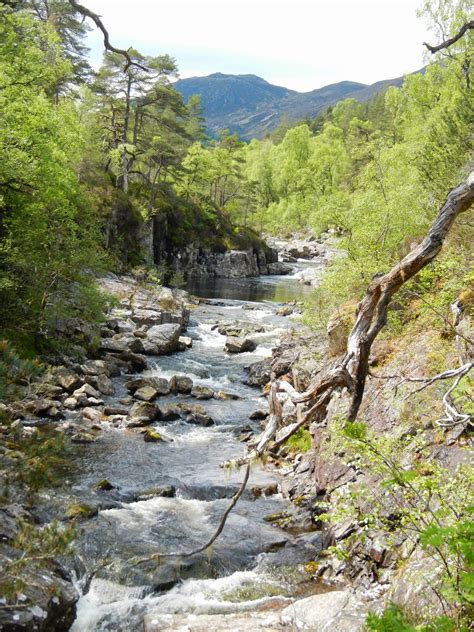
[
  {"x1": 286, "y1": 428, "x2": 311, "y2": 453},
  {"x1": 304, "y1": 561, "x2": 320, "y2": 575},
  {"x1": 263, "y1": 511, "x2": 292, "y2": 525},
  {"x1": 66, "y1": 503, "x2": 97, "y2": 520},
  {"x1": 143, "y1": 429, "x2": 162, "y2": 443},
  {"x1": 94, "y1": 478, "x2": 114, "y2": 491}
]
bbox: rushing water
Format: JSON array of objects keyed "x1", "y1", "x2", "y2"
[{"x1": 65, "y1": 267, "x2": 322, "y2": 631}]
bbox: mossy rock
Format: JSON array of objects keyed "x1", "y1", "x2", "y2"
[
  {"x1": 263, "y1": 511, "x2": 292, "y2": 524},
  {"x1": 144, "y1": 429, "x2": 162, "y2": 443},
  {"x1": 66, "y1": 503, "x2": 98, "y2": 520},
  {"x1": 94, "y1": 478, "x2": 115, "y2": 491}
]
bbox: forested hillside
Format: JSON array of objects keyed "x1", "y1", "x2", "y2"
[
  {"x1": 0, "y1": 0, "x2": 267, "y2": 353},
  {"x1": 178, "y1": 50, "x2": 473, "y2": 318}
]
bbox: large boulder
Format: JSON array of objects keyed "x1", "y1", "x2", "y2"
[
  {"x1": 54, "y1": 368, "x2": 83, "y2": 393},
  {"x1": 224, "y1": 336, "x2": 257, "y2": 354},
  {"x1": 0, "y1": 550, "x2": 78, "y2": 631},
  {"x1": 127, "y1": 402, "x2": 160, "y2": 426},
  {"x1": 125, "y1": 377, "x2": 170, "y2": 396},
  {"x1": 142, "y1": 324, "x2": 181, "y2": 355},
  {"x1": 86, "y1": 373, "x2": 115, "y2": 396},
  {"x1": 280, "y1": 590, "x2": 366, "y2": 630},
  {"x1": 191, "y1": 385, "x2": 214, "y2": 400},
  {"x1": 99, "y1": 334, "x2": 145, "y2": 354},
  {"x1": 169, "y1": 375, "x2": 193, "y2": 394},
  {"x1": 267, "y1": 262, "x2": 292, "y2": 275},
  {"x1": 134, "y1": 386, "x2": 159, "y2": 402}
]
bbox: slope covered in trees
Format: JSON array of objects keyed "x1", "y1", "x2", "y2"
[
  {"x1": 0, "y1": 0, "x2": 265, "y2": 352},
  {"x1": 179, "y1": 39, "x2": 472, "y2": 318}
]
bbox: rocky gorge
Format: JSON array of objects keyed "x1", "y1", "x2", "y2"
[
  {"x1": 0, "y1": 234, "x2": 470, "y2": 631},
  {"x1": 0, "y1": 236, "x2": 368, "y2": 631}
]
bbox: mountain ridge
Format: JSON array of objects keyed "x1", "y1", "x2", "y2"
[{"x1": 174, "y1": 72, "x2": 408, "y2": 139}]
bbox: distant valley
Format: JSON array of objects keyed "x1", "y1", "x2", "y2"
[{"x1": 174, "y1": 72, "x2": 409, "y2": 139}]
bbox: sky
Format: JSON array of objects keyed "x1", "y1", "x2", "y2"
[{"x1": 84, "y1": 0, "x2": 432, "y2": 92}]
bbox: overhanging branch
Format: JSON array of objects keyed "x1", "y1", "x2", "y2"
[
  {"x1": 423, "y1": 20, "x2": 474, "y2": 53},
  {"x1": 67, "y1": 0, "x2": 149, "y2": 72}
]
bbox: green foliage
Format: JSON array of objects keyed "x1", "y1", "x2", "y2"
[
  {"x1": 285, "y1": 428, "x2": 312, "y2": 453},
  {"x1": 0, "y1": 518, "x2": 76, "y2": 600},
  {"x1": 365, "y1": 604, "x2": 458, "y2": 632},
  {"x1": 0, "y1": 8, "x2": 106, "y2": 345},
  {"x1": 0, "y1": 341, "x2": 44, "y2": 402},
  {"x1": 4, "y1": 429, "x2": 70, "y2": 491}
]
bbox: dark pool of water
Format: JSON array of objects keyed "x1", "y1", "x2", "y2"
[{"x1": 185, "y1": 268, "x2": 317, "y2": 303}]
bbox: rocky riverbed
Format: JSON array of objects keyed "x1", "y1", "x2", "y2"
[{"x1": 0, "y1": 236, "x2": 374, "y2": 631}]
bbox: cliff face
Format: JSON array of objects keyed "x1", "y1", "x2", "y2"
[{"x1": 170, "y1": 244, "x2": 283, "y2": 278}]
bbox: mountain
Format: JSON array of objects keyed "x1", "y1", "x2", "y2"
[{"x1": 174, "y1": 72, "x2": 406, "y2": 139}]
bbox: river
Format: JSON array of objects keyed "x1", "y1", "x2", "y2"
[{"x1": 60, "y1": 263, "x2": 323, "y2": 631}]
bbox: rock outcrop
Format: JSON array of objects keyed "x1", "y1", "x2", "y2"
[{"x1": 172, "y1": 245, "x2": 286, "y2": 278}]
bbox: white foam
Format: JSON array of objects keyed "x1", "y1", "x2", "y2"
[{"x1": 72, "y1": 568, "x2": 291, "y2": 631}]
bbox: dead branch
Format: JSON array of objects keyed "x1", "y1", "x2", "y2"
[
  {"x1": 423, "y1": 20, "x2": 474, "y2": 54},
  {"x1": 435, "y1": 371, "x2": 473, "y2": 428},
  {"x1": 67, "y1": 0, "x2": 149, "y2": 72},
  {"x1": 403, "y1": 362, "x2": 473, "y2": 398}
]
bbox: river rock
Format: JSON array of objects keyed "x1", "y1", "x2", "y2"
[
  {"x1": 244, "y1": 358, "x2": 271, "y2": 386},
  {"x1": 249, "y1": 409, "x2": 268, "y2": 420},
  {"x1": 104, "y1": 405, "x2": 129, "y2": 416},
  {"x1": 214, "y1": 390, "x2": 239, "y2": 400},
  {"x1": 158, "y1": 404, "x2": 182, "y2": 421},
  {"x1": 218, "y1": 323, "x2": 264, "y2": 337},
  {"x1": 280, "y1": 590, "x2": 366, "y2": 630},
  {"x1": 137, "y1": 485, "x2": 176, "y2": 500},
  {"x1": 70, "y1": 430, "x2": 97, "y2": 443},
  {"x1": 0, "y1": 550, "x2": 78, "y2": 631},
  {"x1": 86, "y1": 373, "x2": 115, "y2": 396},
  {"x1": 81, "y1": 407, "x2": 103, "y2": 423},
  {"x1": 170, "y1": 375, "x2": 193, "y2": 394},
  {"x1": 99, "y1": 333, "x2": 145, "y2": 354},
  {"x1": 64, "y1": 397, "x2": 78, "y2": 410},
  {"x1": 23, "y1": 398, "x2": 63, "y2": 419},
  {"x1": 54, "y1": 368, "x2": 83, "y2": 393},
  {"x1": 81, "y1": 359, "x2": 110, "y2": 376},
  {"x1": 186, "y1": 411, "x2": 214, "y2": 427},
  {"x1": 30, "y1": 382, "x2": 64, "y2": 399},
  {"x1": 127, "y1": 402, "x2": 160, "y2": 426},
  {"x1": 144, "y1": 612, "x2": 284, "y2": 631},
  {"x1": 142, "y1": 324, "x2": 181, "y2": 355},
  {"x1": 134, "y1": 386, "x2": 159, "y2": 402},
  {"x1": 224, "y1": 336, "x2": 257, "y2": 353},
  {"x1": 109, "y1": 350, "x2": 148, "y2": 372},
  {"x1": 73, "y1": 383, "x2": 102, "y2": 400},
  {"x1": 125, "y1": 377, "x2": 170, "y2": 396},
  {"x1": 178, "y1": 336, "x2": 193, "y2": 350},
  {"x1": 268, "y1": 262, "x2": 292, "y2": 275},
  {"x1": 191, "y1": 385, "x2": 214, "y2": 400}
]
